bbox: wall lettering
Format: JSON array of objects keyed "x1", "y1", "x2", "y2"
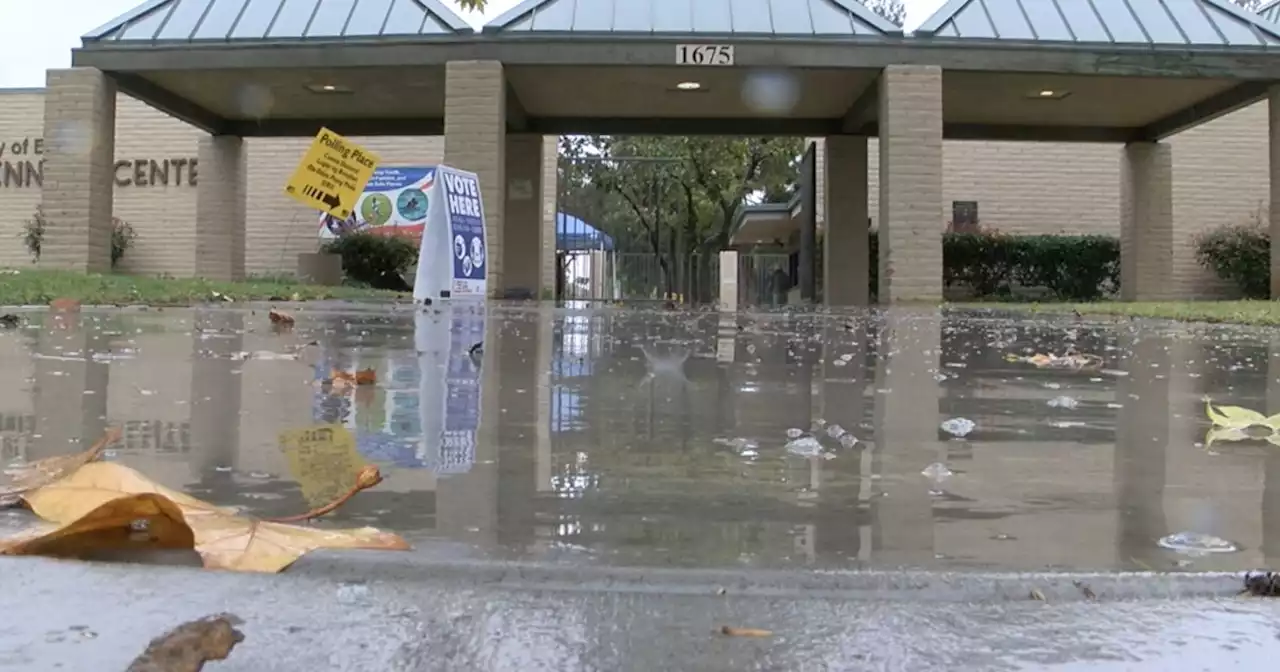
[{"x1": 0, "y1": 136, "x2": 198, "y2": 188}]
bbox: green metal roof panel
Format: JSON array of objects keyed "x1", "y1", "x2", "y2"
[
  {"x1": 83, "y1": 0, "x2": 472, "y2": 43},
  {"x1": 1261, "y1": 0, "x2": 1280, "y2": 24},
  {"x1": 916, "y1": 0, "x2": 1280, "y2": 46},
  {"x1": 483, "y1": 0, "x2": 903, "y2": 36}
]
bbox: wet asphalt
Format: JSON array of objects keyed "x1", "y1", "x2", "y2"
[{"x1": 3, "y1": 302, "x2": 1280, "y2": 669}]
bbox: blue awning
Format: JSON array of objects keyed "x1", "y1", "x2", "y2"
[{"x1": 557, "y1": 212, "x2": 614, "y2": 251}]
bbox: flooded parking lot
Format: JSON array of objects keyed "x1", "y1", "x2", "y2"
[{"x1": 2, "y1": 302, "x2": 1278, "y2": 575}]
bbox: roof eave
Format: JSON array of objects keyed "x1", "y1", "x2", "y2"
[{"x1": 82, "y1": 0, "x2": 171, "y2": 41}]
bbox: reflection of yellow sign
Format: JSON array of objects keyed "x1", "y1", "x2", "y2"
[
  {"x1": 283, "y1": 128, "x2": 380, "y2": 219},
  {"x1": 278, "y1": 424, "x2": 370, "y2": 507}
]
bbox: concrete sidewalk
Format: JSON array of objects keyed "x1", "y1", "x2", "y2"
[{"x1": 2, "y1": 556, "x2": 1278, "y2": 671}]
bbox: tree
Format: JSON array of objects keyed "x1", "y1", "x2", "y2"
[
  {"x1": 558, "y1": 136, "x2": 800, "y2": 301},
  {"x1": 861, "y1": 0, "x2": 906, "y2": 26},
  {"x1": 454, "y1": 0, "x2": 485, "y2": 10}
]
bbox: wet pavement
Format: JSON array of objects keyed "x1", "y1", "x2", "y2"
[{"x1": 3, "y1": 303, "x2": 1280, "y2": 575}]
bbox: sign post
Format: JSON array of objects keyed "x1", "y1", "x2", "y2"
[
  {"x1": 413, "y1": 165, "x2": 488, "y2": 302},
  {"x1": 283, "y1": 127, "x2": 380, "y2": 220}
]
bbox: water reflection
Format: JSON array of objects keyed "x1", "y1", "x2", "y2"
[{"x1": 5, "y1": 306, "x2": 1280, "y2": 572}]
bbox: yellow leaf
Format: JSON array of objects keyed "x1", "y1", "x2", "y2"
[
  {"x1": 278, "y1": 424, "x2": 371, "y2": 508},
  {"x1": 0, "y1": 427, "x2": 121, "y2": 501},
  {"x1": 8, "y1": 462, "x2": 409, "y2": 573},
  {"x1": 1206, "y1": 400, "x2": 1269, "y2": 429}
]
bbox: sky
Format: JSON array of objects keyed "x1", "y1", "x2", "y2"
[{"x1": 0, "y1": 0, "x2": 948, "y2": 88}]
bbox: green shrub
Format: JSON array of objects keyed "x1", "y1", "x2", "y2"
[
  {"x1": 1194, "y1": 216, "x2": 1269, "y2": 299},
  {"x1": 864, "y1": 230, "x2": 1120, "y2": 301},
  {"x1": 320, "y1": 233, "x2": 418, "y2": 291},
  {"x1": 111, "y1": 217, "x2": 136, "y2": 268}
]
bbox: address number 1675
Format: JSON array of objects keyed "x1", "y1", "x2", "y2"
[{"x1": 675, "y1": 44, "x2": 734, "y2": 66}]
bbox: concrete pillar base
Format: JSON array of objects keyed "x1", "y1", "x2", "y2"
[
  {"x1": 445, "y1": 60, "x2": 506, "y2": 297},
  {"x1": 718, "y1": 250, "x2": 739, "y2": 311},
  {"x1": 877, "y1": 65, "x2": 944, "y2": 304},
  {"x1": 196, "y1": 135, "x2": 246, "y2": 281},
  {"x1": 1120, "y1": 142, "x2": 1174, "y2": 301},
  {"x1": 39, "y1": 68, "x2": 116, "y2": 273},
  {"x1": 824, "y1": 135, "x2": 870, "y2": 307}
]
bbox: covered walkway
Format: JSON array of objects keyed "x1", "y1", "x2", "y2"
[{"x1": 44, "y1": 0, "x2": 1280, "y2": 303}]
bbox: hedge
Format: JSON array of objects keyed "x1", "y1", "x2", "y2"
[
  {"x1": 864, "y1": 231, "x2": 1120, "y2": 301},
  {"x1": 1195, "y1": 220, "x2": 1268, "y2": 299}
]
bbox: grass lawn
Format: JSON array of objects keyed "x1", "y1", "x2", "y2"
[
  {"x1": 960, "y1": 300, "x2": 1280, "y2": 326},
  {"x1": 0, "y1": 269, "x2": 405, "y2": 306}
]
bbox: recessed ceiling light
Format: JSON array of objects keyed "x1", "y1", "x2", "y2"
[
  {"x1": 1030, "y1": 89, "x2": 1070, "y2": 100},
  {"x1": 306, "y1": 83, "x2": 352, "y2": 94},
  {"x1": 676, "y1": 81, "x2": 702, "y2": 91}
]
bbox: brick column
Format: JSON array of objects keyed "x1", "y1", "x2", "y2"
[
  {"x1": 445, "y1": 60, "x2": 506, "y2": 297},
  {"x1": 31, "y1": 313, "x2": 109, "y2": 460},
  {"x1": 824, "y1": 135, "x2": 870, "y2": 306},
  {"x1": 1269, "y1": 87, "x2": 1280, "y2": 299},
  {"x1": 877, "y1": 65, "x2": 943, "y2": 304},
  {"x1": 1114, "y1": 331, "x2": 1169, "y2": 568},
  {"x1": 195, "y1": 136, "x2": 246, "y2": 280},
  {"x1": 1120, "y1": 142, "x2": 1174, "y2": 301},
  {"x1": 39, "y1": 68, "x2": 116, "y2": 273},
  {"x1": 541, "y1": 135, "x2": 559, "y2": 299},
  {"x1": 503, "y1": 133, "x2": 544, "y2": 298},
  {"x1": 189, "y1": 309, "x2": 242, "y2": 475}
]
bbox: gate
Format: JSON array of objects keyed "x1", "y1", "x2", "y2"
[{"x1": 555, "y1": 154, "x2": 719, "y2": 304}]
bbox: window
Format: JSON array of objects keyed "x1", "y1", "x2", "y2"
[{"x1": 951, "y1": 201, "x2": 979, "y2": 232}]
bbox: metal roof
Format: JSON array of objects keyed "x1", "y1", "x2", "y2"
[
  {"x1": 82, "y1": 0, "x2": 472, "y2": 43},
  {"x1": 1260, "y1": 0, "x2": 1280, "y2": 24},
  {"x1": 482, "y1": 0, "x2": 903, "y2": 37},
  {"x1": 915, "y1": 0, "x2": 1280, "y2": 47}
]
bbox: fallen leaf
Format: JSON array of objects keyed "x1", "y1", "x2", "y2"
[
  {"x1": 0, "y1": 427, "x2": 120, "y2": 504},
  {"x1": 5, "y1": 462, "x2": 409, "y2": 573},
  {"x1": 719, "y1": 626, "x2": 772, "y2": 637},
  {"x1": 268, "y1": 309, "x2": 295, "y2": 326},
  {"x1": 1029, "y1": 588, "x2": 1046, "y2": 601},
  {"x1": 126, "y1": 613, "x2": 244, "y2": 672},
  {"x1": 1073, "y1": 580, "x2": 1096, "y2": 600},
  {"x1": 49, "y1": 297, "x2": 80, "y2": 312},
  {"x1": 1243, "y1": 571, "x2": 1280, "y2": 597},
  {"x1": 1205, "y1": 400, "x2": 1274, "y2": 431},
  {"x1": 332, "y1": 368, "x2": 376, "y2": 386}
]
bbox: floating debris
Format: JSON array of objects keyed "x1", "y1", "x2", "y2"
[
  {"x1": 1006, "y1": 350, "x2": 1103, "y2": 372},
  {"x1": 1157, "y1": 531, "x2": 1239, "y2": 555},
  {"x1": 1242, "y1": 571, "x2": 1280, "y2": 597},
  {"x1": 1047, "y1": 396, "x2": 1079, "y2": 409},
  {"x1": 719, "y1": 626, "x2": 772, "y2": 638},
  {"x1": 940, "y1": 417, "x2": 975, "y2": 438}
]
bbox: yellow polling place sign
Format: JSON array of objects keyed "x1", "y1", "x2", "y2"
[
  {"x1": 278, "y1": 424, "x2": 371, "y2": 507},
  {"x1": 283, "y1": 128, "x2": 380, "y2": 219}
]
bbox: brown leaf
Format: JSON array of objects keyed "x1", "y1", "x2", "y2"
[
  {"x1": 331, "y1": 368, "x2": 377, "y2": 386},
  {"x1": 268, "y1": 309, "x2": 295, "y2": 326},
  {"x1": 126, "y1": 613, "x2": 245, "y2": 672},
  {"x1": 4, "y1": 462, "x2": 410, "y2": 573},
  {"x1": 49, "y1": 297, "x2": 80, "y2": 312},
  {"x1": 719, "y1": 626, "x2": 772, "y2": 637},
  {"x1": 0, "y1": 427, "x2": 120, "y2": 504}
]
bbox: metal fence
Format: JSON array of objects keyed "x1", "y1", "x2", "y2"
[{"x1": 736, "y1": 253, "x2": 792, "y2": 308}]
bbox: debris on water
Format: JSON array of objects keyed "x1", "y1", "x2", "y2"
[
  {"x1": 1047, "y1": 396, "x2": 1079, "y2": 409},
  {"x1": 940, "y1": 417, "x2": 975, "y2": 438},
  {"x1": 785, "y1": 436, "x2": 824, "y2": 458},
  {"x1": 838, "y1": 434, "x2": 859, "y2": 449},
  {"x1": 267, "y1": 309, "x2": 295, "y2": 327},
  {"x1": 1006, "y1": 351, "x2": 1103, "y2": 371},
  {"x1": 718, "y1": 626, "x2": 772, "y2": 638},
  {"x1": 714, "y1": 437, "x2": 760, "y2": 458},
  {"x1": 825, "y1": 424, "x2": 846, "y2": 438},
  {"x1": 991, "y1": 533, "x2": 1017, "y2": 541},
  {"x1": 1157, "y1": 531, "x2": 1239, "y2": 555},
  {"x1": 785, "y1": 428, "x2": 805, "y2": 439},
  {"x1": 1242, "y1": 571, "x2": 1280, "y2": 597},
  {"x1": 1029, "y1": 588, "x2": 1046, "y2": 601},
  {"x1": 921, "y1": 462, "x2": 953, "y2": 481},
  {"x1": 0, "y1": 314, "x2": 20, "y2": 329},
  {"x1": 1073, "y1": 580, "x2": 1097, "y2": 600}
]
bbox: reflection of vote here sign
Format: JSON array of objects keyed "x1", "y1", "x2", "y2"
[{"x1": 283, "y1": 127, "x2": 381, "y2": 219}]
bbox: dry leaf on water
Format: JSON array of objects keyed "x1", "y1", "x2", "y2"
[
  {"x1": 268, "y1": 309, "x2": 295, "y2": 327},
  {"x1": 0, "y1": 427, "x2": 120, "y2": 505},
  {"x1": 332, "y1": 368, "x2": 377, "y2": 386},
  {"x1": 2, "y1": 461, "x2": 409, "y2": 573},
  {"x1": 1205, "y1": 400, "x2": 1280, "y2": 432},
  {"x1": 718, "y1": 626, "x2": 772, "y2": 637},
  {"x1": 127, "y1": 613, "x2": 244, "y2": 672}
]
